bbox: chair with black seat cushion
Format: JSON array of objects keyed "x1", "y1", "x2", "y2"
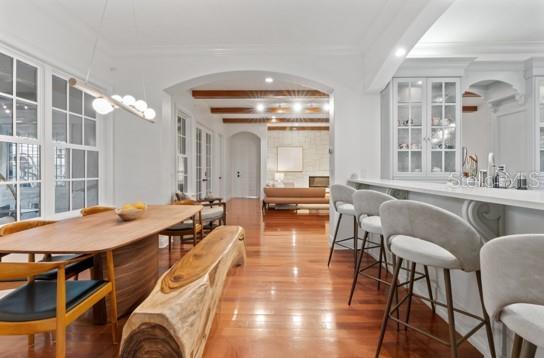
[
  {"x1": 161, "y1": 200, "x2": 203, "y2": 251},
  {"x1": 0, "y1": 220, "x2": 94, "y2": 280},
  {"x1": 375, "y1": 200, "x2": 496, "y2": 358},
  {"x1": 0, "y1": 253, "x2": 118, "y2": 357},
  {"x1": 328, "y1": 184, "x2": 361, "y2": 271},
  {"x1": 481, "y1": 234, "x2": 544, "y2": 358}
]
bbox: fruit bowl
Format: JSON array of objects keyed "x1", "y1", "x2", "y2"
[{"x1": 115, "y1": 202, "x2": 147, "y2": 221}]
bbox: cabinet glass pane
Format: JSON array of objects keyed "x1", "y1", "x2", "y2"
[
  {"x1": 0, "y1": 53, "x2": 13, "y2": 95},
  {"x1": 87, "y1": 180, "x2": 98, "y2": 206},
  {"x1": 541, "y1": 150, "x2": 544, "y2": 172},
  {"x1": 411, "y1": 104, "x2": 422, "y2": 126},
  {"x1": 445, "y1": 152, "x2": 456, "y2": 172},
  {"x1": 15, "y1": 101, "x2": 37, "y2": 138},
  {"x1": 540, "y1": 128, "x2": 544, "y2": 150},
  {"x1": 431, "y1": 105, "x2": 443, "y2": 126},
  {"x1": 444, "y1": 105, "x2": 456, "y2": 126},
  {"x1": 398, "y1": 152, "x2": 409, "y2": 172},
  {"x1": 445, "y1": 82, "x2": 456, "y2": 103},
  {"x1": 410, "y1": 128, "x2": 422, "y2": 149},
  {"x1": 72, "y1": 180, "x2": 85, "y2": 210},
  {"x1": 69, "y1": 114, "x2": 82, "y2": 144},
  {"x1": 431, "y1": 152, "x2": 443, "y2": 173},
  {"x1": 52, "y1": 76, "x2": 67, "y2": 110},
  {"x1": 431, "y1": 128, "x2": 445, "y2": 149},
  {"x1": 53, "y1": 109, "x2": 67, "y2": 142},
  {"x1": 0, "y1": 184, "x2": 16, "y2": 222},
  {"x1": 411, "y1": 151, "x2": 422, "y2": 172},
  {"x1": 444, "y1": 128, "x2": 456, "y2": 149},
  {"x1": 16, "y1": 61, "x2": 37, "y2": 102},
  {"x1": 398, "y1": 82, "x2": 409, "y2": 102},
  {"x1": 432, "y1": 82, "x2": 443, "y2": 103},
  {"x1": 18, "y1": 144, "x2": 40, "y2": 181},
  {"x1": 55, "y1": 181, "x2": 69, "y2": 213},
  {"x1": 398, "y1": 105, "x2": 409, "y2": 126},
  {"x1": 0, "y1": 95, "x2": 13, "y2": 136},
  {"x1": 0, "y1": 142, "x2": 16, "y2": 182},
  {"x1": 411, "y1": 81, "x2": 423, "y2": 102},
  {"x1": 398, "y1": 128, "x2": 409, "y2": 150},
  {"x1": 20, "y1": 183, "x2": 40, "y2": 220}
]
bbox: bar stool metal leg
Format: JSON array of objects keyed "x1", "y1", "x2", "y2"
[
  {"x1": 404, "y1": 262, "x2": 417, "y2": 329},
  {"x1": 443, "y1": 269, "x2": 459, "y2": 358},
  {"x1": 353, "y1": 216, "x2": 358, "y2": 272},
  {"x1": 475, "y1": 271, "x2": 496, "y2": 358},
  {"x1": 327, "y1": 213, "x2": 343, "y2": 266},
  {"x1": 520, "y1": 341, "x2": 537, "y2": 358},
  {"x1": 374, "y1": 256, "x2": 403, "y2": 358},
  {"x1": 348, "y1": 231, "x2": 368, "y2": 305},
  {"x1": 423, "y1": 265, "x2": 436, "y2": 314}
]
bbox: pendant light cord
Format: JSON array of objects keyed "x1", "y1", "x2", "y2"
[{"x1": 85, "y1": 0, "x2": 109, "y2": 83}]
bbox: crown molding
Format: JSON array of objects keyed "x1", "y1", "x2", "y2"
[
  {"x1": 111, "y1": 44, "x2": 363, "y2": 58},
  {"x1": 409, "y1": 41, "x2": 544, "y2": 61}
]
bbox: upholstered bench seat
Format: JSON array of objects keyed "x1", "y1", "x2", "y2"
[
  {"x1": 0, "y1": 280, "x2": 107, "y2": 322},
  {"x1": 202, "y1": 206, "x2": 224, "y2": 222},
  {"x1": 263, "y1": 187, "x2": 329, "y2": 206}
]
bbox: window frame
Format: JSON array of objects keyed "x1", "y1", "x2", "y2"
[
  {"x1": 0, "y1": 44, "x2": 44, "y2": 222},
  {"x1": 175, "y1": 111, "x2": 189, "y2": 194}
]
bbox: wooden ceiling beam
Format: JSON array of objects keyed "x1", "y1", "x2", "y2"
[
  {"x1": 211, "y1": 107, "x2": 324, "y2": 114},
  {"x1": 463, "y1": 105, "x2": 478, "y2": 113},
  {"x1": 463, "y1": 91, "x2": 481, "y2": 98},
  {"x1": 223, "y1": 118, "x2": 329, "y2": 124},
  {"x1": 192, "y1": 90, "x2": 328, "y2": 99},
  {"x1": 268, "y1": 126, "x2": 329, "y2": 131}
]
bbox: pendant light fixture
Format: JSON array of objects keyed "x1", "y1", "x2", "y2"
[{"x1": 69, "y1": 0, "x2": 156, "y2": 122}]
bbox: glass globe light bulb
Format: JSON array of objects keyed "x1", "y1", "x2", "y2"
[
  {"x1": 134, "y1": 100, "x2": 148, "y2": 112},
  {"x1": 122, "y1": 95, "x2": 136, "y2": 106},
  {"x1": 144, "y1": 108, "x2": 156, "y2": 120},
  {"x1": 92, "y1": 97, "x2": 113, "y2": 115}
]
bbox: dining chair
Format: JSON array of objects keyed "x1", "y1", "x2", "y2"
[
  {"x1": 375, "y1": 200, "x2": 496, "y2": 358},
  {"x1": 328, "y1": 184, "x2": 361, "y2": 271},
  {"x1": 481, "y1": 234, "x2": 544, "y2": 358},
  {"x1": 0, "y1": 220, "x2": 93, "y2": 280},
  {"x1": 80, "y1": 206, "x2": 114, "y2": 216},
  {"x1": 161, "y1": 200, "x2": 204, "y2": 251},
  {"x1": 0, "y1": 252, "x2": 118, "y2": 357}
]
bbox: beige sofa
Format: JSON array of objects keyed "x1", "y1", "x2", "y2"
[{"x1": 262, "y1": 187, "x2": 329, "y2": 210}]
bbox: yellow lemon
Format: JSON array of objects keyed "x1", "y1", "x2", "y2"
[
  {"x1": 122, "y1": 203, "x2": 135, "y2": 210},
  {"x1": 133, "y1": 201, "x2": 146, "y2": 210}
]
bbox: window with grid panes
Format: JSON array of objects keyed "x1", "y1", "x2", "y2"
[
  {"x1": 52, "y1": 75, "x2": 99, "y2": 213},
  {"x1": 0, "y1": 51, "x2": 41, "y2": 223}
]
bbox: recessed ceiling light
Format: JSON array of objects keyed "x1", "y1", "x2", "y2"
[
  {"x1": 256, "y1": 103, "x2": 265, "y2": 112},
  {"x1": 395, "y1": 47, "x2": 407, "y2": 57},
  {"x1": 323, "y1": 103, "x2": 330, "y2": 112},
  {"x1": 271, "y1": 116, "x2": 277, "y2": 123},
  {"x1": 265, "y1": 77, "x2": 274, "y2": 83},
  {"x1": 417, "y1": 80, "x2": 423, "y2": 85},
  {"x1": 293, "y1": 102, "x2": 303, "y2": 113}
]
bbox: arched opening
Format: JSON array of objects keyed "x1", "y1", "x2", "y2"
[
  {"x1": 462, "y1": 79, "x2": 528, "y2": 175},
  {"x1": 229, "y1": 132, "x2": 261, "y2": 198},
  {"x1": 164, "y1": 70, "x2": 334, "y2": 204}
]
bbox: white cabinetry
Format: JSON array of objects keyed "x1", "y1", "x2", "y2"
[{"x1": 392, "y1": 77, "x2": 461, "y2": 178}]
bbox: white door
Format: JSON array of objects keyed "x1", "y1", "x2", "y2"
[
  {"x1": 230, "y1": 132, "x2": 260, "y2": 198},
  {"x1": 195, "y1": 127, "x2": 213, "y2": 199}
]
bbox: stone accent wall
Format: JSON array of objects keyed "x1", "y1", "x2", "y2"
[{"x1": 267, "y1": 130, "x2": 329, "y2": 187}]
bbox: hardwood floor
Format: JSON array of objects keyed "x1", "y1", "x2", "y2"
[{"x1": 0, "y1": 198, "x2": 482, "y2": 357}]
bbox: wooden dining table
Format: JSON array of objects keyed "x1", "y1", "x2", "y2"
[{"x1": 0, "y1": 204, "x2": 202, "y2": 322}]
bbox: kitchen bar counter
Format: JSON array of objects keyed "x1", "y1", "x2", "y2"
[{"x1": 348, "y1": 178, "x2": 544, "y2": 211}]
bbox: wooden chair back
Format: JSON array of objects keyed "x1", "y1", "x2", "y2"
[
  {"x1": 0, "y1": 220, "x2": 55, "y2": 236},
  {"x1": 80, "y1": 206, "x2": 114, "y2": 216}
]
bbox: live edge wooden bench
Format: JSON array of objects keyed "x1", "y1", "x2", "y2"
[{"x1": 120, "y1": 225, "x2": 246, "y2": 358}]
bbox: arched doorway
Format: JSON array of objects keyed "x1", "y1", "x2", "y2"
[{"x1": 229, "y1": 132, "x2": 261, "y2": 198}]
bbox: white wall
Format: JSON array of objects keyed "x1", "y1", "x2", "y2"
[{"x1": 267, "y1": 130, "x2": 329, "y2": 187}]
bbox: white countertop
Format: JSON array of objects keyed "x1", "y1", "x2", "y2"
[{"x1": 348, "y1": 178, "x2": 544, "y2": 211}]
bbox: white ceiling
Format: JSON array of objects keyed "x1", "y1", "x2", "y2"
[
  {"x1": 411, "y1": 0, "x2": 544, "y2": 58},
  {"x1": 194, "y1": 74, "x2": 315, "y2": 91},
  {"x1": 54, "y1": 0, "x2": 387, "y2": 52}
]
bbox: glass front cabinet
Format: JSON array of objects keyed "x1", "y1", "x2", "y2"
[
  {"x1": 392, "y1": 77, "x2": 461, "y2": 178},
  {"x1": 537, "y1": 78, "x2": 544, "y2": 172}
]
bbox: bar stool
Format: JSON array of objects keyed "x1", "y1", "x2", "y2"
[
  {"x1": 481, "y1": 234, "x2": 544, "y2": 358},
  {"x1": 327, "y1": 184, "x2": 360, "y2": 270},
  {"x1": 348, "y1": 190, "x2": 435, "y2": 307},
  {"x1": 375, "y1": 200, "x2": 496, "y2": 358}
]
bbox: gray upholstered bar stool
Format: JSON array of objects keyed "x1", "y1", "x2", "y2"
[
  {"x1": 375, "y1": 200, "x2": 496, "y2": 358},
  {"x1": 327, "y1": 184, "x2": 360, "y2": 270},
  {"x1": 481, "y1": 234, "x2": 544, "y2": 358},
  {"x1": 348, "y1": 190, "x2": 435, "y2": 307}
]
